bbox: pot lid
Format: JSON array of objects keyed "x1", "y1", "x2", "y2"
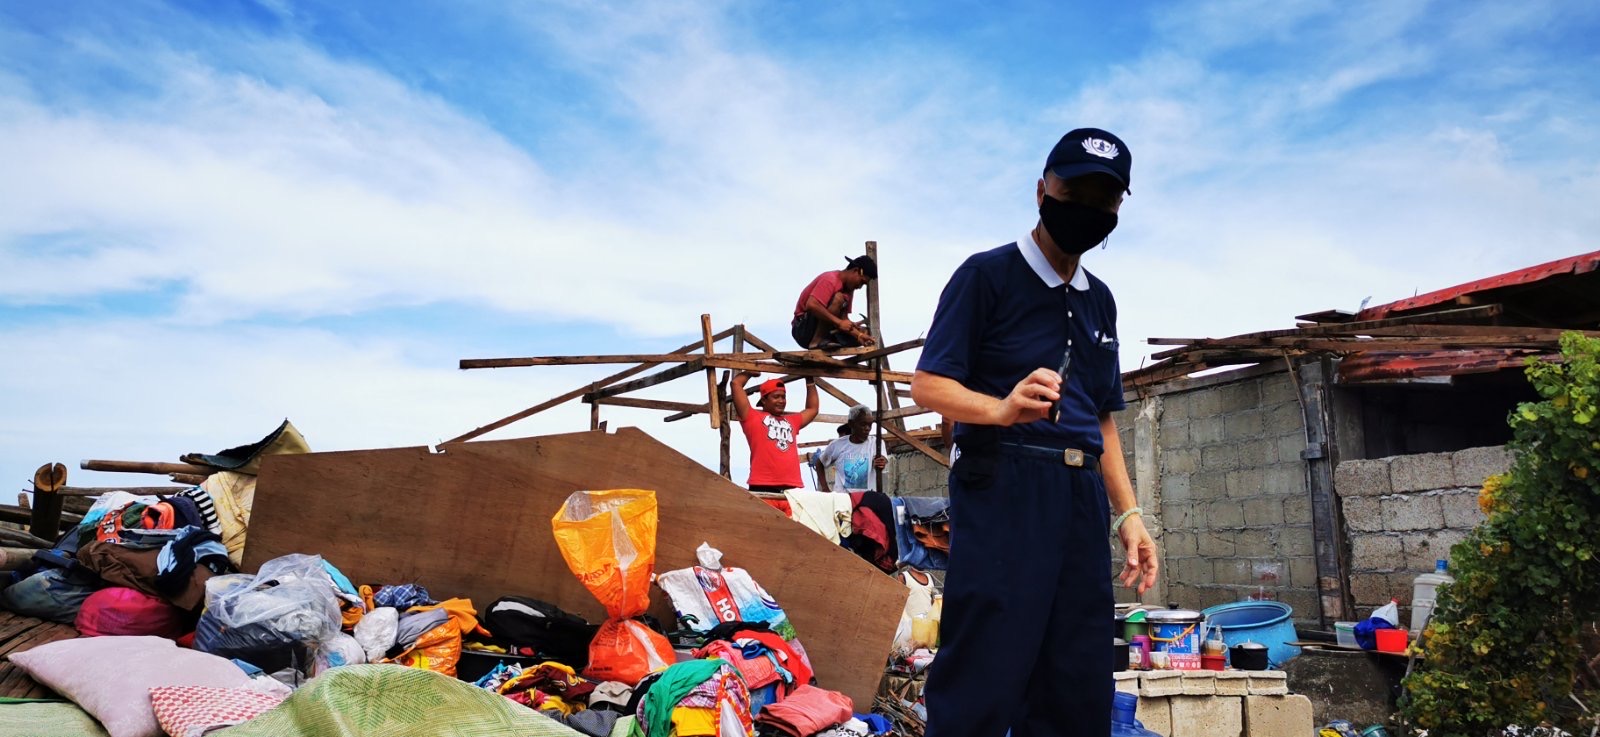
[
  {"x1": 1146, "y1": 609, "x2": 1203, "y2": 622},
  {"x1": 1233, "y1": 641, "x2": 1268, "y2": 650}
]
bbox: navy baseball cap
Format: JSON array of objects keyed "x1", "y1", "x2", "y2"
[{"x1": 1044, "y1": 128, "x2": 1131, "y2": 191}]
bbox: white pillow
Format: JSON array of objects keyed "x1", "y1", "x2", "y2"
[{"x1": 7, "y1": 635, "x2": 254, "y2": 737}]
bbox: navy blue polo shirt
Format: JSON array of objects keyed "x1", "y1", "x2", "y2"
[{"x1": 917, "y1": 231, "x2": 1126, "y2": 455}]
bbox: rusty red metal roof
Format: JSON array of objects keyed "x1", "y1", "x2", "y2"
[
  {"x1": 1356, "y1": 249, "x2": 1600, "y2": 321},
  {"x1": 1336, "y1": 348, "x2": 1544, "y2": 383}
]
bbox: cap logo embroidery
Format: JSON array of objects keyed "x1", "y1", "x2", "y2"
[{"x1": 1081, "y1": 138, "x2": 1119, "y2": 159}]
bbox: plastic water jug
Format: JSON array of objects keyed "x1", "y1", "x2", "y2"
[
  {"x1": 1409, "y1": 560, "x2": 1454, "y2": 636},
  {"x1": 1111, "y1": 691, "x2": 1166, "y2": 736}
]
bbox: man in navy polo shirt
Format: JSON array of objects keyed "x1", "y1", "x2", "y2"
[{"x1": 911, "y1": 128, "x2": 1159, "y2": 737}]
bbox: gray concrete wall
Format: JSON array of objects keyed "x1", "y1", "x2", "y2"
[
  {"x1": 1334, "y1": 445, "x2": 1507, "y2": 620},
  {"x1": 1152, "y1": 370, "x2": 1320, "y2": 620},
  {"x1": 885, "y1": 449, "x2": 949, "y2": 498}
]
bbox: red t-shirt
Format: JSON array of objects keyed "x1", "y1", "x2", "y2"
[
  {"x1": 793, "y1": 271, "x2": 852, "y2": 318},
  {"x1": 740, "y1": 409, "x2": 803, "y2": 489}
]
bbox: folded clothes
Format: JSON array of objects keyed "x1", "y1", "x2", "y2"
[{"x1": 756, "y1": 685, "x2": 853, "y2": 737}]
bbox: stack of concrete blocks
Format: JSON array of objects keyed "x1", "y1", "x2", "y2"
[
  {"x1": 1114, "y1": 669, "x2": 1313, "y2": 737},
  {"x1": 1334, "y1": 445, "x2": 1508, "y2": 620}
]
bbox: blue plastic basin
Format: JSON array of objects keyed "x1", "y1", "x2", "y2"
[{"x1": 1201, "y1": 601, "x2": 1301, "y2": 668}]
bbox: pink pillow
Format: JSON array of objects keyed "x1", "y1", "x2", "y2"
[
  {"x1": 7, "y1": 635, "x2": 253, "y2": 737},
  {"x1": 151, "y1": 686, "x2": 284, "y2": 737}
]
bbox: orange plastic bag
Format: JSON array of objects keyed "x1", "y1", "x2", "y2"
[
  {"x1": 392, "y1": 619, "x2": 462, "y2": 677},
  {"x1": 552, "y1": 489, "x2": 672, "y2": 684}
]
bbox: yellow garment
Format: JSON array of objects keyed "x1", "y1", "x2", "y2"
[
  {"x1": 341, "y1": 603, "x2": 365, "y2": 630},
  {"x1": 782, "y1": 489, "x2": 853, "y2": 543},
  {"x1": 497, "y1": 661, "x2": 585, "y2": 716},
  {"x1": 671, "y1": 707, "x2": 719, "y2": 737},
  {"x1": 408, "y1": 597, "x2": 490, "y2": 638},
  {"x1": 359, "y1": 584, "x2": 377, "y2": 611},
  {"x1": 202, "y1": 471, "x2": 257, "y2": 567}
]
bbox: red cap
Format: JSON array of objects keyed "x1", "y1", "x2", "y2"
[{"x1": 758, "y1": 379, "x2": 784, "y2": 397}]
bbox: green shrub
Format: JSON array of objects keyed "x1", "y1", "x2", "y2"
[{"x1": 1401, "y1": 332, "x2": 1600, "y2": 735}]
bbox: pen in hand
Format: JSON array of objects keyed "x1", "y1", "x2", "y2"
[{"x1": 1047, "y1": 342, "x2": 1071, "y2": 423}]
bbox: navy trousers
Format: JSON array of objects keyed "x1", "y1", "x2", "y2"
[{"x1": 923, "y1": 448, "x2": 1114, "y2": 737}]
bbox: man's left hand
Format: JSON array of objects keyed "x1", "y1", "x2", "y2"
[
  {"x1": 873, "y1": 455, "x2": 887, "y2": 470},
  {"x1": 1117, "y1": 515, "x2": 1159, "y2": 595}
]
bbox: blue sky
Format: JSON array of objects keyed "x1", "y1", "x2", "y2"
[{"x1": 2, "y1": 0, "x2": 1598, "y2": 490}]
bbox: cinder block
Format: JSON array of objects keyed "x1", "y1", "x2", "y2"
[
  {"x1": 1440, "y1": 490, "x2": 1486, "y2": 529},
  {"x1": 1114, "y1": 669, "x2": 1140, "y2": 695},
  {"x1": 1181, "y1": 670, "x2": 1217, "y2": 695},
  {"x1": 1163, "y1": 501, "x2": 1196, "y2": 530},
  {"x1": 1246, "y1": 669, "x2": 1288, "y2": 696},
  {"x1": 1237, "y1": 438, "x2": 1279, "y2": 468},
  {"x1": 1199, "y1": 530, "x2": 1237, "y2": 557},
  {"x1": 1136, "y1": 694, "x2": 1173, "y2": 735},
  {"x1": 1203, "y1": 444, "x2": 1240, "y2": 471},
  {"x1": 1177, "y1": 557, "x2": 1212, "y2": 584},
  {"x1": 1219, "y1": 381, "x2": 1263, "y2": 413},
  {"x1": 1390, "y1": 452, "x2": 1455, "y2": 493},
  {"x1": 1233, "y1": 529, "x2": 1276, "y2": 557},
  {"x1": 1194, "y1": 470, "x2": 1228, "y2": 500},
  {"x1": 1215, "y1": 671, "x2": 1251, "y2": 696},
  {"x1": 1162, "y1": 473, "x2": 1194, "y2": 501},
  {"x1": 1243, "y1": 694, "x2": 1313, "y2": 737},
  {"x1": 1213, "y1": 558, "x2": 1252, "y2": 586},
  {"x1": 1190, "y1": 417, "x2": 1225, "y2": 446},
  {"x1": 1140, "y1": 670, "x2": 1184, "y2": 698},
  {"x1": 1225, "y1": 468, "x2": 1265, "y2": 499},
  {"x1": 1261, "y1": 374, "x2": 1299, "y2": 405},
  {"x1": 1164, "y1": 447, "x2": 1201, "y2": 475},
  {"x1": 1382, "y1": 494, "x2": 1444, "y2": 531},
  {"x1": 1278, "y1": 527, "x2": 1314, "y2": 556},
  {"x1": 1278, "y1": 589, "x2": 1320, "y2": 622},
  {"x1": 1209, "y1": 500, "x2": 1245, "y2": 528},
  {"x1": 1224, "y1": 410, "x2": 1264, "y2": 440},
  {"x1": 1164, "y1": 530, "x2": 1198, "y2": 557},
  {"x1": 1453, "y1": 445, "x2": 1511, "y2": 487},
  {"x1": 1349, "y1": 573, "x2": 1395, "y2": 607},
  {"x1": 1283, "y1": 494, "x2": 1312, "y2": 526},
  {"x1": 1264, "y1": 401, "x2": 1304, "y2": 435},
  {"x1": 1164, "y1": 393, "x2": 1193, "y2": 421},
  {"x1": 1263, "y1": 463, "x2": 1307, "y2": 495},
  {"x1": 1276, "y1": 434, "x2": 1305, "y2": 464},
  {"x1": 1351, "y1": 534, "x2": 1403, "y2": 571},
  {"x1": 1342, "y1": 497, "x2": 1384, "y2": 532},
  {"x1": 1335, "y1": 458, "x2": 1392, "y2": 497},
  {"x1": 1242, "y1": 496, "x2": 1285, "y2": 527},
  {"x1": 1169, "y1": 694, "x2": 1243, "y2": 737}
]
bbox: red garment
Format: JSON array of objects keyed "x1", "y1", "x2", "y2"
[
  {"x1": 756, "y1": 685, "x2": 853, "y2": 737},
  {"x1": 740, "y1": 409, "x2": 802, "y2": 489},
  {"x1": 848, "y1": 494, "x2": 894, "y2": 573},
  {"x1": 793, "y1": 271, "x2": 851, "y2": 318},
  {"x1": 732, "y1": 630, "x2": 813, "y2": 689},
  {"x1": 762, "y1": 498, "x2": 793, "y2": 517}
]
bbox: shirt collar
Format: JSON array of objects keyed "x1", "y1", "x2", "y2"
[{"x1": 1020, "y1": 230, "x2": 1090, "y2": 290}]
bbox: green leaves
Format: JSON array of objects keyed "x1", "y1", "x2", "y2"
[{"x1": 1401, "y1": 333, "x2": 1600, "y2": 736}]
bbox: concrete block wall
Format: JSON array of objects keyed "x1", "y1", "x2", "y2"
[
  {"x1": 1335, "y1": 445, "x2": 1508, "y2": 619},
  {"x1": 1114, "y1": 670, "x2": 1313, "y2": 737},
  {"x1": 1146, "y1": 370, "x2": 1321, "y2": 620},
  {"x1": 885, "y1": 450, "x2": 949, "y2": 498}
]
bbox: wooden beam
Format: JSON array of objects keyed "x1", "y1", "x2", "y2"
[
  {"x1": 445, "y1": 327, "x2": 735, "y2": 444},
  {"x1": 701, "y1": 357, "x2": 913, "y2": 383},
  {"x1": 0, "y1": 527, "x2": 53, "y2": 549},
  {"x1": 702, "y1": 314, "x2": 721, "y2": 430},
  {"x1": 589, "y1": 400, "x2": 601, "y2": 431},
  {"x1": 40, "y1": 485, "x2": 188, "y2": 496},
  {"x1": 170, "y1": 473, "x2": 208, "y2": 486},
  {"x1": 29, "y1": 463, "x2": 66, "y2": 540},
  {"x1": 461, "y1": 353, "x2": 701, "y2": 369},
  {"x1": 589, "y1": 396, "x2": 708, "y2": 414},
  {"x1": 1297, "y1": 357, "x2": 1353, "y2": 625},
  {"x1": 79, "y1": 460, "x2": 212, "y2": 476},
  {"x1": 881, "y1": 421, "x2": 950, "y2": 467},
  {"x1": 587, "y1": 358, "x2": 708, "y2": 400}
]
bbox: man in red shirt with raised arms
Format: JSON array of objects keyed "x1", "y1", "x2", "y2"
[{"x1": 730, "y1": 372, "x2": 820, "y2": 492}]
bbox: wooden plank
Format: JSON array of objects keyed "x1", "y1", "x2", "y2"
[
  {"x1": 882, "y1": 422, "x2": 950, "y2": 467},
  {"x1": 79, "y1": 460, "x2": 211, "y2": 475},
  {"x1": 0, "y1": 613, "x2": 42, "y2": 645},
  {"x1": 587, "y1": 359, "x2": 708, "y2": 400},
  {"x1": 246, "y1": 430, "x2": 908, "y2": 708},
  {"x1": 461, "y1": 353, "x2": 702, "y2": 369},
  {"x1": 1297, "y1": 358, "x2": 1351, "y2": 625},
  {"x1": 702, "y1": 357, "x2": 913, "y2": 384},
  {"x1": 447, "y1": 327, "x2": 737, "y2": 443},
  {"x1": 702, "y1": 315, "x2": 721, "y2": 430},
  {"x1": 48, "y1": 485, "x2": 185, "y2": 496},
  {"x1": 589, "y1": 397, "x2": 707, "y2": 414}
]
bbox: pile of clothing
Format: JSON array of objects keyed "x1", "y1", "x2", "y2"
[{"x1": 765, "y1": 491, "x2": 949, "y2": 573}]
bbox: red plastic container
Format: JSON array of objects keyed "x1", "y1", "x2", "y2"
[
  {"x1": 1375, "y1": 628, "x2": 1408, "y2": 653},
  {"x1": 1200, "y1": 654, "x2": 1226, "y2": 671}
]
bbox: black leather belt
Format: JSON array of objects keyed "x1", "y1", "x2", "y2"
[{"x1": 996, "y1": 440, "x2": 1101, "y2": 471}]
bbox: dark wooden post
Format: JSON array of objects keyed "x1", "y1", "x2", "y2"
[{"x1": 30, "y1": 462, "x2": 67, "y2": 540}]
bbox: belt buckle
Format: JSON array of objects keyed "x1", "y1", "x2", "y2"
[{"x1": 1062, "y1": 448, "x2": 1085, "y2": 467}]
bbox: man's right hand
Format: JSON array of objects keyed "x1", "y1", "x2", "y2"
[{"x1": 990, "y1": 368, "x2": 1060, "y2": 426}]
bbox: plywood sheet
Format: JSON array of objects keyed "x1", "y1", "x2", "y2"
[{"x1": 246, "y1": 427, "x2": 906, "y2": 707}]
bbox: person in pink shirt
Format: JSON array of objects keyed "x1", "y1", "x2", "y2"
[{"x1": 790, "y1": 256, "x2": 877, "y2": 349}]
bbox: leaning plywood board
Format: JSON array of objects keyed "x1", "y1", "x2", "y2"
[{"x1": 246, "y1": 427, "x2": 908, "y2": 707}]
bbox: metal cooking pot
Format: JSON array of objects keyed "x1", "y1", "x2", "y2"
[{"x1": 1230, "y1": 641, "x2": 1270, "y2": 671}]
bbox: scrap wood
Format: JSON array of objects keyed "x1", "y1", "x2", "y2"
[
  {"x1": 1150, "y1": 332, "x2": 1581, "y2": 361},
  {"x1": 79, "y1": 459, "x2": 213, "y2": 476},
  {"x1": 874, "y1": 696, "x2": 925, "y2": 737},
  {"x1": 0, "y1": 527, "x2": 52, "y2": 549},
  {"x1": 446, "y1": 327, "x2": 737, "y2": 443}
]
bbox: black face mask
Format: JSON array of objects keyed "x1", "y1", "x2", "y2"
[{"x1": 1039, "y1": 194, "x2": 1117, "y2": 255}]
